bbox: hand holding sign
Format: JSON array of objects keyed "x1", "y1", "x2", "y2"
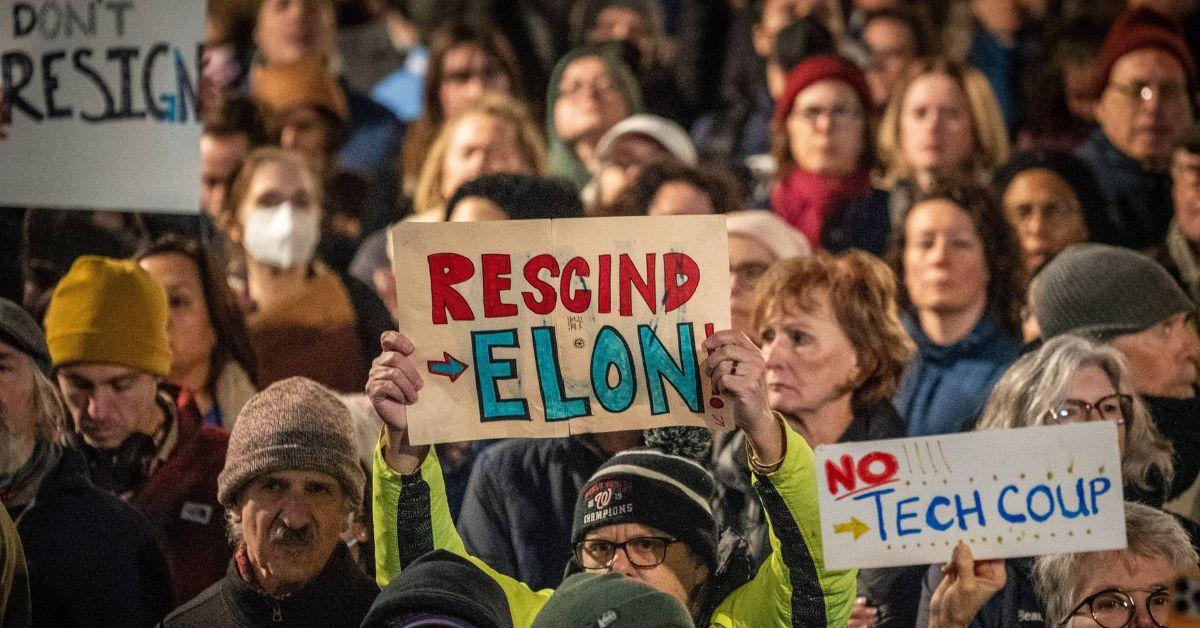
[
  {"x1": 927, "y1": 543, "x2": 1007, "y2": 628},
  {"x1": 367, "y1": 331, "x2": 431, "y2": 474},
  {"x1": 702, "y1": 330, "x2": 780, "y2": 463}
]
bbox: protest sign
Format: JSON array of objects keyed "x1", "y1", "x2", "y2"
[
  {"x1": 389, "y1": 215, "x2": 732, "y2": 445},
  {"x1": 816, "y1": 422, "x2": 1126, "y2": 570},
  {"x1": 0, "y1": 0, "x2": 203, "y2": 212}
]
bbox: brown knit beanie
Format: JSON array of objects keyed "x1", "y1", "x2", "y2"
[{"x1": 218, "y1": 376, "x2": 365, "y2": 509}]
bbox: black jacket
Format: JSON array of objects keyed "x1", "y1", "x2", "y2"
[
  {"x1": 10, "y1": 449, "x2": 174, "y2": 628},
  {"x1": 161, "y1": 543, "x2": 378, "y2": 628},
  {"x1": 1143, "y1": 393, "x2": 1200, "y2": 502},
  {"x1": 457, "y1": 436, "x2": 608, "y2": 590}
]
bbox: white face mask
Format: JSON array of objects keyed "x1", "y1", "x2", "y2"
[{"x1": 242, "y1": 202, "x2": 321, "y2": 269}]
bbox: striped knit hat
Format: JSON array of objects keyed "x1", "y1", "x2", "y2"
[{"x1": 571, "y1": 447, "x2": 718, "y2": 571}]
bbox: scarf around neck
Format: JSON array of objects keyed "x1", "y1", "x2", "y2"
[{"x1": 770, "y1": 167, "x2": 872, "y2": 246}]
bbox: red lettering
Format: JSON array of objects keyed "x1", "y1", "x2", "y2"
[
  {"x1": 481, "y1": 254, "x2": 517, "y2": 318},
  {"x1": 561, "y1": 257, "x2": 591, "y2": 313},
  {"x1": 522, "y1": 254, "x2": 559, "y2": 315},
  {"x1": 825, "y1": 455, "x2": 856, "y2": 495},
  {"x1": 598, "y1": 254, "x2": 612, "y2": 314},
  {"x1": 857, "y1": 451, "x2": 899, "y2": 485},
  {"x1": 662, "y1": 252, "x2": 700, "y2": 312},
  {"x1": 428, "y1": 253, "x2": 475, "y2": 325},
  {"x1": 618, "y1": 253, "x2": 655, "y2": 316}
]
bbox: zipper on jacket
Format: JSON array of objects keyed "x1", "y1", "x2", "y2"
[{"x1": 272, "y1": 602, "x2": 282, "y2": 623}]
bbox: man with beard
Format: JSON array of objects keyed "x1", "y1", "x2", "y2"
[
  {"x1": 161, "y1": 376, "x2": 378, "y2": 627},
  {"x1": 0, "y1": 298, "x2": 173, "y2": 627},
  {"x1": 42, "y1": 256, "x2": 230, "y2": 603}
]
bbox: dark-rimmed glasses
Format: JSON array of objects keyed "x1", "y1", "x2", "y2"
[
  {"x1": 1045, "y1": 394, "x2": 1132, "y2": 425},
  {"x1": 1058, "y1": 587, "x2": 1170, "y2": 627},
  {"x1": 574, "y1": 536, "x2": 682, "y2": 570}
]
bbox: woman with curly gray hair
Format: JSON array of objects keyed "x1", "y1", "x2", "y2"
[{"x1": 917, "y1": 335, "x2": 1183, "y2": 627}]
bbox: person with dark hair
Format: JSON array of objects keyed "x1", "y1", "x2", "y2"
[
  {"x1": 1155, "y1": 122, "x2": 1200, "y2": 303},
  {"x1": 859, "y1": 7, "x2": 932, "y2": 111},
  {"x1": 1015, "y1": 14, "x2": 1108, "y2": 151},
  {"x1": 1, "y1": 299, "x2": 175, "y2": 627},
  {"x1": 446, "y1": 173, "x2": 584, "y2": 222},
  {"x1": 619, "y1": 162, "x2": 742, "y2": 216},
  {"x1": 993, "y1": 150, "x2": 1107, "y2": 272},
  {"x1": 1076, "y1": 6, "x2": 1198, "y2": 250},
  {"x1": 399, "y1": 17, "x2": 525, "y2": 198},
  {"x1": 889, "y1": 182, "x2": 1025, "y2": 436},
  {"x1": 201, "y1": 97, "x2": 267, "y2": 234},
  {"x1": 360, "y1": 550, "x2": 513, "y2": 628},
  {"x1": 136, "y1": 236, "x2": 258, "y2": 429}
]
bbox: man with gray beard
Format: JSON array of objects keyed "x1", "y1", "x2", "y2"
[
  {"x1": 161, "y1": 377, "x2": 378, "y2": 627},
  {"x1": 0, "y1": 298, "x2": 173, "y2": 627}
]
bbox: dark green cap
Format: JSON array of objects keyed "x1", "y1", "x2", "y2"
[{"x1": 532, "y1": 573, "x2": 694, "y2": 628}]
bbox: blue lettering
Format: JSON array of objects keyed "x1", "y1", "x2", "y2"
[
  {"x1": 897, "y1": 496, "x2": 921, "y2": 536},
  {"x1": 532, "y1": 327, "x2": 590, "y2": 421},
  {"x1": 954, "y1": 491, "x2": 986, "y2": 530},
  {"x1": 1056, "y1": 479, "x2": 1090, "y2": 519},
  {"x1": 639, "y1": 323, "x2": 702, "y2": 415},
  {"x1": 1089, "y1": 477, "x2": 1112, "y2": 514},
  {"x1": 853, "y1": 488, "x2": 896, "y2": 541},
  {"x1": 471, "y1": 329, "x2": 529, "y2": 421},
  {"x1": 926, "y1": 495, "x2": 954, "y2": 531},
  {"x1": 998, "y1": 485, "x2": 1027, "y2": 523},
  {"x1": 590, "y1": 326, "x2": 637, "y2": 413},
  {"x1": 1026, "y1": 485, "x2": 1055, "y2": 523}
]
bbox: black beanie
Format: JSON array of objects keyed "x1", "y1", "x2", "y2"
[
  {"x1": 1033, "y1": 243, "x2": 1194, "y2": 341},
  {"x1": 360, "y1": 550, "x2": 513, "y2": 628},
  {"x1": 571, "y1": 447, "x2": 718, "y2": 572}
]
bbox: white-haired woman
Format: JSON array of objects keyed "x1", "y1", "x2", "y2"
[{"x1": 917, "y1": 335, "x2": 1183, "y2": 627}]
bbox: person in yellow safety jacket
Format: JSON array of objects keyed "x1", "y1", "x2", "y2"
[{"x1": 366, "y1": 329, "x2": 857, "y2": 627}]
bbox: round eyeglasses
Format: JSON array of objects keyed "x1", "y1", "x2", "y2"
[
  {"x1": 1059, "y1": 587, "x2": 1170, "y2": 627},
  {"x1": 574, "y1": 536, "x2": 682, "y2": 570},
  {"x1": 1046, "y1": 394, "x2": 1132, "y2": 425}
]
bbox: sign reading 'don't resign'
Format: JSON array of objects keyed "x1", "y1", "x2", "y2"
[
  {"x1": 0, "y1": 0, "x2": 203, "y2": 213},
  {"x1": 389, "y1": 215, "x2": 733, "y2": 446},
  {"x1": 816, "y1": 422, "x2": 1126, "y2": 570}
]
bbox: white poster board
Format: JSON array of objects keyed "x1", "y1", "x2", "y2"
[
  {"x1": 0, "y1": 0, "x2": 203, "y2": 213},
  {"x1": 390, "y1": 215, "x2": 732, "y2": 445},
  {"x1": 816, "y1": 422, "x2": 1126, "y2": 570}
]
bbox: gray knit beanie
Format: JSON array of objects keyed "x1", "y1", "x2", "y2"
[
  {"x1": 1033, "y1": 243, "x2": 1194, "y2": 341},
  {"x1": 218, "y1": 376, "x2": 365, "y2": 509}
]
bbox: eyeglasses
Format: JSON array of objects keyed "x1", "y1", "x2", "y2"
[
  {"x1": 558, "y1": 80, "x2": 617, "y2": 99},
  {"x1": 1059, "y1": 587, "x2": 1170, "y2": 627},
  {"x1": 1106, "y1": 81, "x2": 1189, "y2": 106},
  {"x1": 574, "y1": 536, "x2": 681, "y2": 570},
  {"x1": 790, "y1": 105, "x2": 864, "y2": 128},
  {"x1": 1046, "y1": 394, "x2": 1132, "y2": 425}
]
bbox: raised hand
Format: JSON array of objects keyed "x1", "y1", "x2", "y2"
[
  {"x1": 702, "y1": 329, "x2": 780, "y2": 465},
  {"x1": 928, "y1": 542, "x2": 1007, "y2": 628},
  {"x1": 366, "y1": 331, "x2": 429, "y2": 472}
]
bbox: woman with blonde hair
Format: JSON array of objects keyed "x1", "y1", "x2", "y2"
[
  {"x1": 877, "y1": 57, "x2": 1009, "y2": 192},
  {"x1": 410, "y1": 93, "x2": 548, "y2": 219},
  {"x1": 917, "y1": 334, "x2": 1184, "y2": 627}
]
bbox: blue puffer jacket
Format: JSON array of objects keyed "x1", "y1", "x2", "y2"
[{"x1": 895, "y1": 313, "x2": 1022, "y2": 437}]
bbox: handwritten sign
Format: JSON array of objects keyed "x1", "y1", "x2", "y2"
[
  {"x1": 389, "y1": 216, "x2": 732, "y2": 445},
  {"x1": 816, "y1": 422, "x2": 1126, "y2": 570},
  {"x1": 0, "y1": 0, "x2": 203, "y2": 212}
]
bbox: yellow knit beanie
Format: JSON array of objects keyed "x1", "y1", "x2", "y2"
[{"x1": 44, "y1": 256, "x2": 172, "y2": 376}]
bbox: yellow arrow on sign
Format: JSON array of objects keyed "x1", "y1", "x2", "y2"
[{"x1": 834, "y1": 517, "x2": 870, "y2": 540}]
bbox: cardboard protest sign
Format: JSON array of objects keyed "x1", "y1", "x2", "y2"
[
  {"x1": 816, "y1": 422, "x2": 1126, "y2": 570},
  {"x1": 0, "y1": 0, "x2": 203, "y2": 213},
  {"x1": 389, "y1": 215, "x2": 732, "y2": 445}
]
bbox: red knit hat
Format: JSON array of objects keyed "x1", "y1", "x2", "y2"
[
  {"x1": 1093, "y1": 7, "x2": 1196, "y2": 99},
  {"x1": 774, "y1": 55, "x2": 872, "y2": 131}
]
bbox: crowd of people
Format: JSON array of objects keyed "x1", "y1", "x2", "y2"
[{"x1": 3, "y1": 0, "x2": 1200, "y2": 625}]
